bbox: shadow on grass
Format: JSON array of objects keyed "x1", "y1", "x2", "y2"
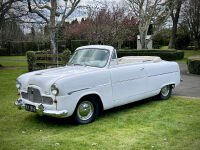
[
  {"x1": 23, "y1": 96, "x2": 161, "y2": 127},
  {"x1": 101, "y1": 96, "x2": 159, "y2": 116},
  {"x1": 24, "y1": 114, "x2": 74, "y2": 127}
]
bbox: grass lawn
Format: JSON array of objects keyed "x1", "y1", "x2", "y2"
[
  {"x1": 0, "y1": 61, "x2": 27, "y2": 67},
  {"x1": 160, "y1": 46, "x2": 169, "y2": 49},
  {"x1": 0, "y1": 67, "x2": 200, "y2": 150},
  {"x1": 0, "y1": 56, "x2": 26, "y2": 60},
  {"x1": 160, "y1": 47, "x2": 200, "y2": 62},
  {"x1": 0, "y1": 56, "x2": 27, "y2": 67},
  {"x1": 176, "y1": 50, "x2": 200, "y2": 63}
]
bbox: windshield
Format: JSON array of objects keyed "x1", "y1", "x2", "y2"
[{"x1": 68, "y1": 48, "x2": 110, "y2": 68}]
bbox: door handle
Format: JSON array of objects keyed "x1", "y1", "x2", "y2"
[{"x1": 140, "y1": 67, "x2": 144, "y2": 70}]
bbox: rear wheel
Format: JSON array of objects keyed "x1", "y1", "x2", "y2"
[
  {"x1": 73, "y1": 97, "x2": 99, "y2": 124},
  {"x1": 159, "y1": 85, "x2": 172, "y2": 100}
]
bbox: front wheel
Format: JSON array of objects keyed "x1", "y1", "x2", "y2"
[
  {"x1": 159, "y1": 85, "x2": 172, "y2": 100},
  {"x1": 73, "y1": 97, "x2": 99, "y2": 124}
]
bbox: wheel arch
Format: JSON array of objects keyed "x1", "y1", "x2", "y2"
[
  {"x1": 160, "y1": 82, "x2": 175, "y2": 91},
  {"x1": 75, "y1": 93, "x2": 104, "y2": 114}
]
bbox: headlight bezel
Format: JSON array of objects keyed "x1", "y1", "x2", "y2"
[
  {"x1": 16, "y1": 79, "x2": 21, "y2": 89},
  {"x1": 51, "y1": 84, "x2": 59, "y2": 96}
]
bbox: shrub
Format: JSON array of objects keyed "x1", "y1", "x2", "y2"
[
  {"x1": 153, "y1": 29, "x2": 170, "y2": 49},
  {"x1": 121, "y1": 40, "x2": 137, "y2": 49},
  {"x1": 175, "y1": 33, "x2": 190, "y2": 50},
  {"x1": 26, "y1": 49, "x2": 71, "y2": 72},
  {"x1": 26, "y1": 51, "x2": 36, "y2": 71},
  {"x1": 0, "y1": 48, "x2": 8, "y2": 56},
  {"x1": 117, "y1": 49, "x2": 184, "y2": 61},
  {"x1": 62, "y1": 49, "x2": 71, "y2": 65},
  {"x1": 71, "y1": 40, "x2": 89, "y2": 52},
  {"x1": 57, "y1": 40, "x2": 66, "y2": 53},
  {"x1": 187, "y1": 56, "x2": 200, "y2": 75},
  {"x1": 23, "y1": 41, "x2": 38, "y2": 52}
]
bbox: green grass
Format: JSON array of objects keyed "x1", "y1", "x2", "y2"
[
  {"x1": 0, "y1": 61, "x2": 27, "y2": 67},
  {"x1": 0, "y1": 56, "x2": 27, "y2": 67},
  {"x1": 176, "y1": 50, "x2": 200, "y2": 63},
  {"x1": 160, "y1": 46, "x2": 168, "y2": 49},
  {"x1": 159, "y1": 46, "x2": 200, "y2": 63},
  {"x1": 0, "y1": 56, "x2": 26, "y2": 60},
  {"x1": 0, "y1": 67, "x2": 200, "y2": 150}
]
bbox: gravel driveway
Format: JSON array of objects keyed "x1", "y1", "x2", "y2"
[{"x1": 172, "y1": 62, "x2": 200, "y2": 98}]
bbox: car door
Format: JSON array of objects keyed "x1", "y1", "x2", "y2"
[{"x1": 110, "y1": 62, "x2": 148, "y2": 106}]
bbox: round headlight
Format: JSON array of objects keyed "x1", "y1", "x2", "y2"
[
  {"x1": 51, "y1": 84, "x2": 59, "y2": 96},
  {"x1": 16, "y1": 80, "x2": 21, "y2": 89},
  {"x1": 52, "y1": 89, "x2": 58, "y2": 95}
]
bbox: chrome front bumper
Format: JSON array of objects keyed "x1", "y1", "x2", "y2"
[{"x1": 14, "y1": 99, "x2": 68, "y2": 118}]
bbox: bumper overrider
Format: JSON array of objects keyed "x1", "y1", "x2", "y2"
[{"x1": 14, "y1": 99, "x2": 68, "y2": 118}]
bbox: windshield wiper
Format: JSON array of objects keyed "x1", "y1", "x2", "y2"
[
  {"x1": 73, "y1": 63, "x2": 83, "y2": 66},
  {"x1": 70, "y1": 63, "x2": 86, "y2": 66}
]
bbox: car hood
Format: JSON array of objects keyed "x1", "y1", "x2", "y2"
[{"x1": 18, "y1": 66, "x2": 99, "y2": 94}]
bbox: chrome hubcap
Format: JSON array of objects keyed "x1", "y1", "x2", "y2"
[
  {"x1": 77, "y1": 101, "x2": 94, "y2": 121},
  {"x1": 161, "y1": 85, "x2": 170, "y2": 97}
]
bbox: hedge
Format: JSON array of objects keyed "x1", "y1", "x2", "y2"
[
  {"x1": 117, "y1": 49, "x2": 184, "y2": 61},
  {"x1": 6, "y1": 41, "x2": 69, "y2": 55},
  {"x1": 0, "y1": 48, "x2": 8, "y2": 56},
  {"x1": 27, "y1": 49, "x2": 71, "y2": 72},
  {"x1": 71, "y1": 40, "x2": 89, "y2": 52},
  {"x1": 187, "y1": 56, "x2": 200, "y2": 75},
  {"x1": 121, "y1": 40, "x2": 137, "y2": 49},
  {"x1": 8, "y1": 41, "x2": 38, "y2": 55}
]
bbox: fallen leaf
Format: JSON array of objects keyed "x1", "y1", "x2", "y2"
[
  {"x1": 55, "y1": 143, "x2": 60, "y2": 146},
  {"x1": 92, "y1": 143, "x2": 97, "y2": 146}
]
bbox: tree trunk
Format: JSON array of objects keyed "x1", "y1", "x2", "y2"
[
  {"x1": 194, "y1": 39, "x2": 200, "y2": 50},
  {"x1": 49, "y1": 26, "x2": 56, "y2": 54},
  {"x1": 168, "y1": 20, "x2": 178, "y2": 49},
  {"x1": 140, "y1": 32, "x2": 148, "y2": 49},
  {"x1": 168, "y1": 0, "x2": 182, "y2": 49},
  {"x1": 50, "y1": 0, "x2": 57, "y2": 54}
]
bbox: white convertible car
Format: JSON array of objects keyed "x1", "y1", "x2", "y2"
[{"x1": 15, "y1": 45, "x2": 180, "y2": 124}]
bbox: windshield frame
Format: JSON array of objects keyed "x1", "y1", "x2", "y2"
[{"x1": 68, "y1": 48, "x2": 111, "y2": 68}]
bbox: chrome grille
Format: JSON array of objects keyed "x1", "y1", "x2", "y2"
[
  {"x1": 28, "y1": 87, "x2": 42, "y2": 103},
  {"x1": 43, "y1": 96, "x2": 53, "y2": 105},
  {"x1": 21, "y1": 92, "x2": 28, "y2": 99},
  {"x1": 21, "y1": 87, "x2": 53, "y2": 105}
]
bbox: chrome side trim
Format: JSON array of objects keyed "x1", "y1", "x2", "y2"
[
  {"x1": 67, "y1": 88, "x2": 90, "y2": 95},
  {"x1": 147, "y1": 71, "x2": 178, "y2": 77},
  {"x1": 113, "y1": 76, "x2": 146, "y2": 84}
]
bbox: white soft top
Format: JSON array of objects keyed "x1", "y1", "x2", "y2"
[
  {"x1": 76, "y1": 45, "x2": 114, "y2": 52},
  {"x1": 118, "y1": 56, "x2": 162, "y2": 64}
]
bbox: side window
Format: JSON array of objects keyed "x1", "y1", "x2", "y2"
[{"x1": 110, "y1": 50, "x2": 118, "y2": 66}]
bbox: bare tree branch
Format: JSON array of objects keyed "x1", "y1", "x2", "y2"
[
  {"x1": 126, "y1": 0, "x2": 175, "y2": 49},
  {"x1": 27, "y1": 0, "x2": 49, "y2": 23},
  {"x1": 33, "y1": 0, "x2": 51, "y2": 10},
  {"x1": 26, "y1": 0, "x2": 81, "y2": 54}
]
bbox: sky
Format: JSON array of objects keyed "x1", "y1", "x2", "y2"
[
  {"x1": 66, "y1": 0, "x2": 125, "y2": 21},
  {"x1": 22, "y1": 0, "x2": 126, "y2": 33}
]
